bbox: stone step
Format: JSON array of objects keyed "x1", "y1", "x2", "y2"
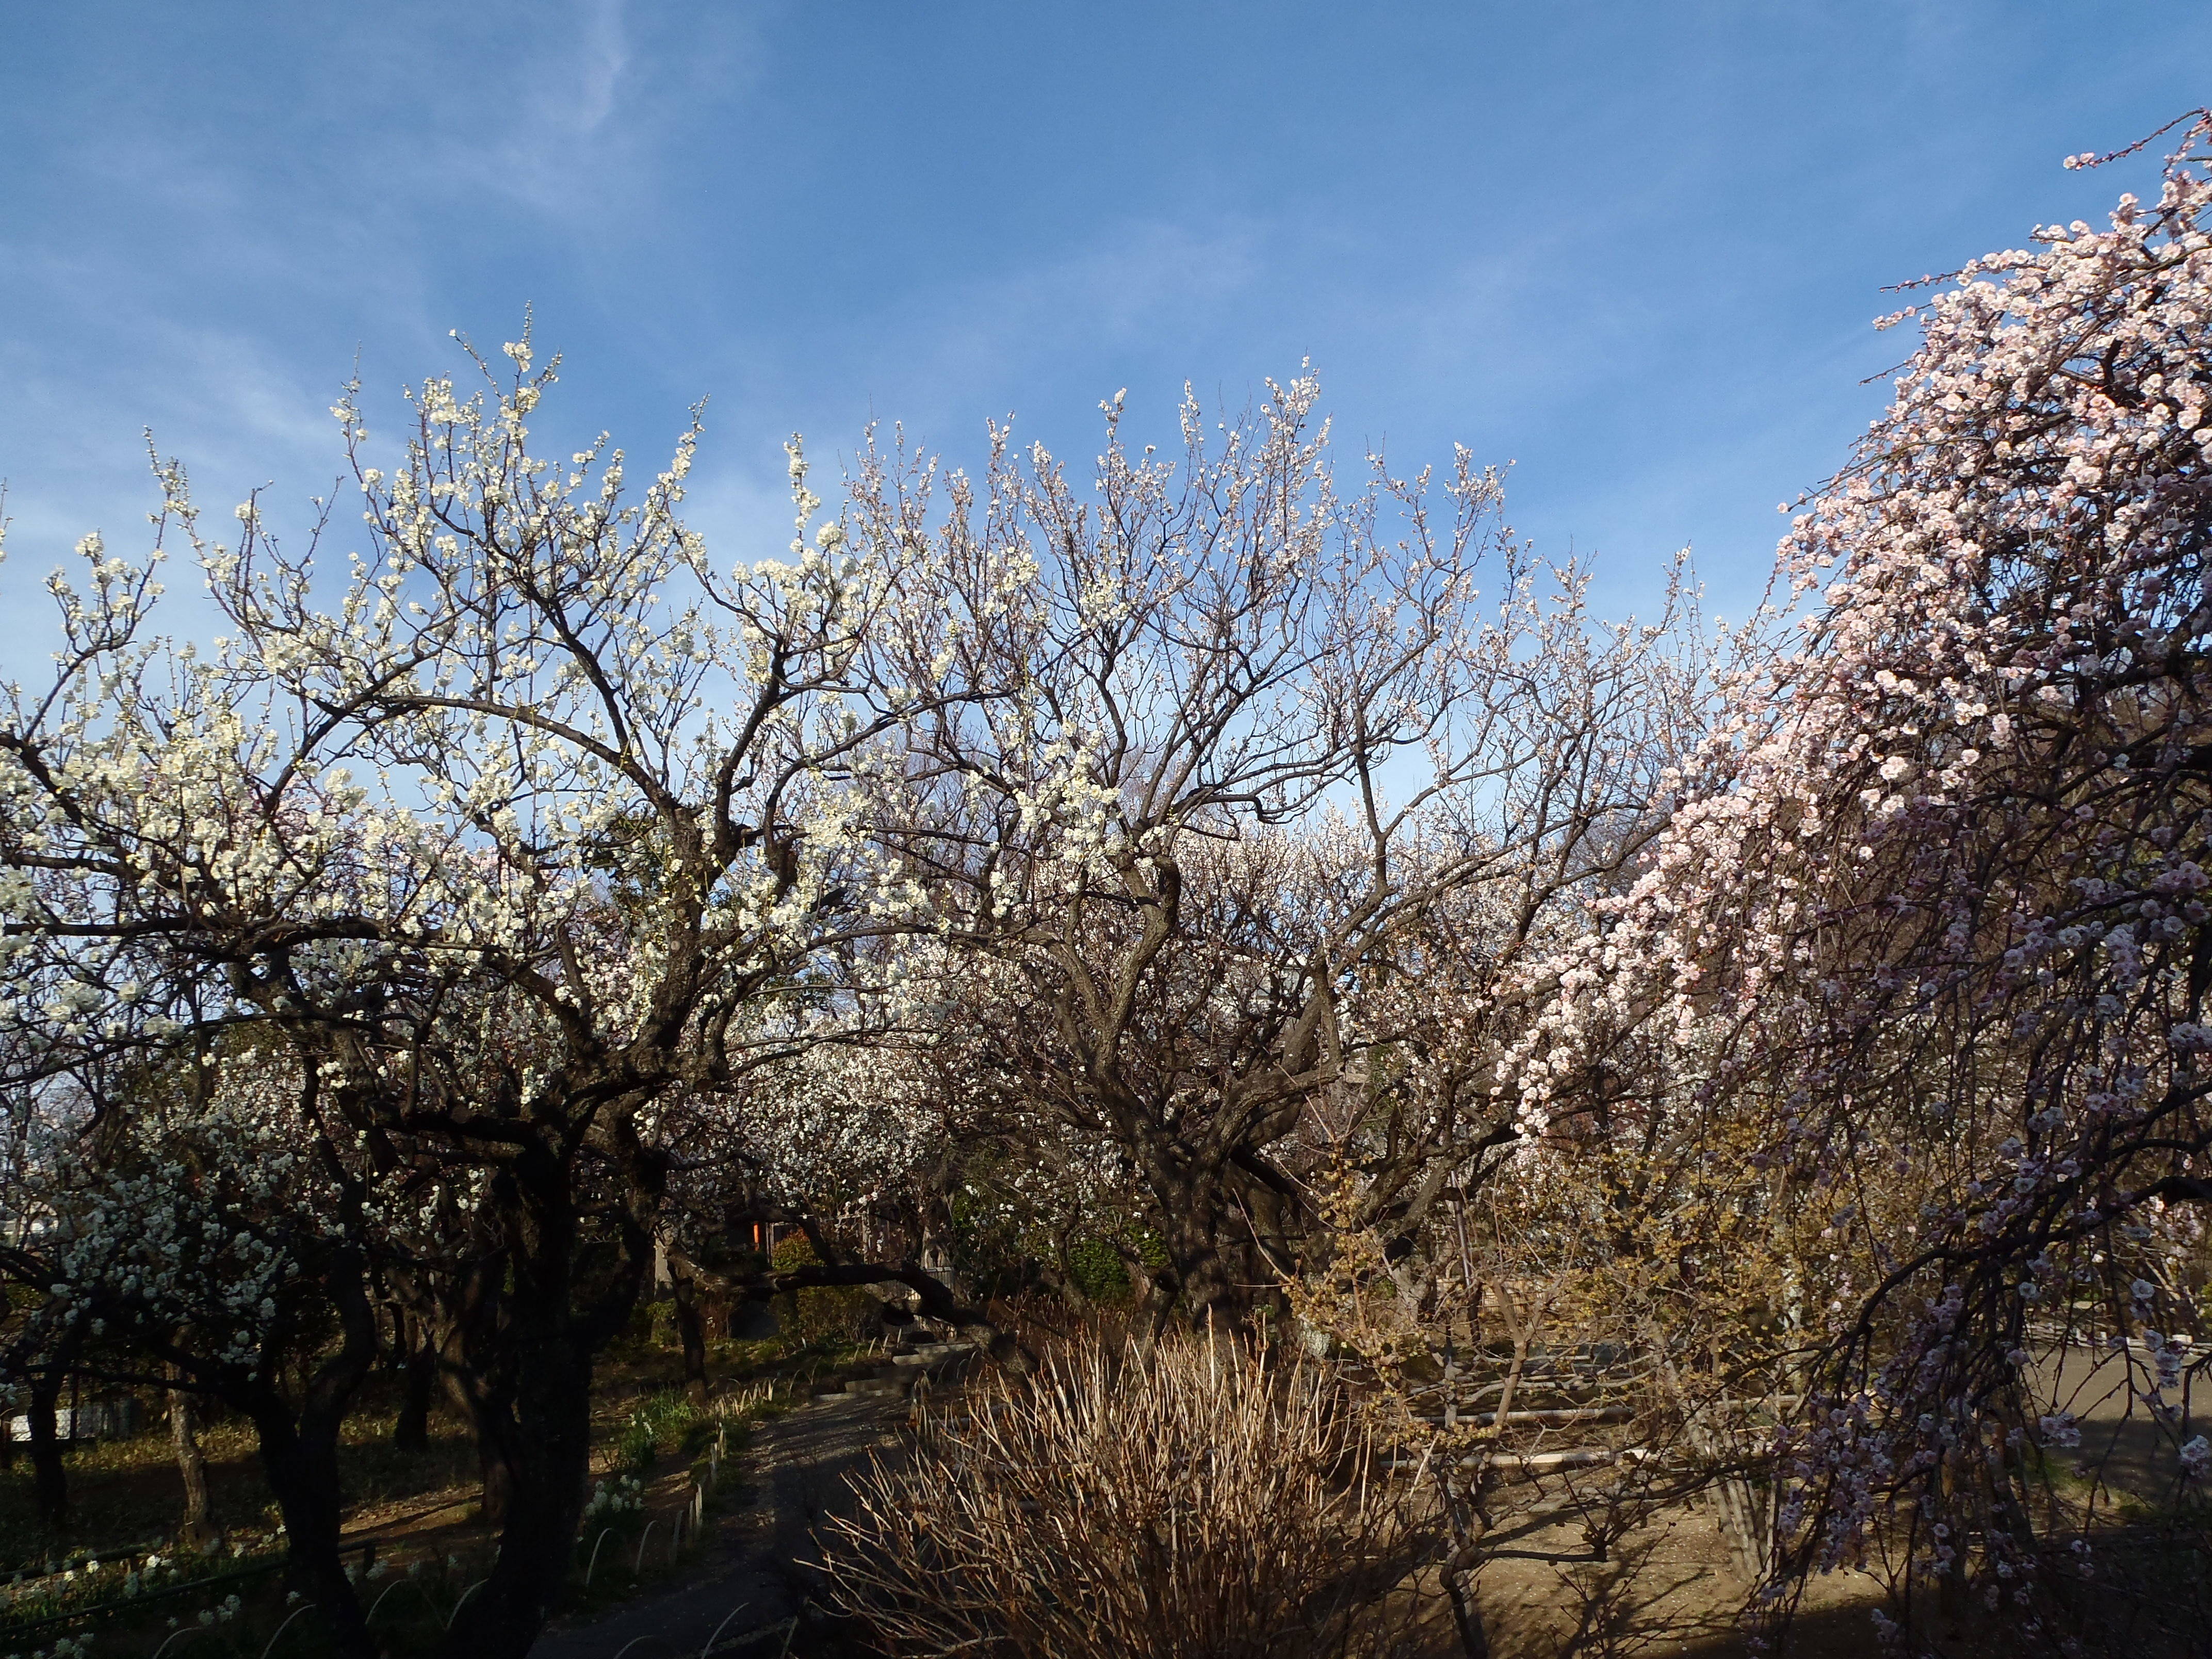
[
  {"x1": 812, "y1": 1377, "x2": 904, "y2": 1404},
  {"x1": 812, "y1": 1339, "x2": 979, "y2": 1405},
  {"x1": 894, "y1": 1344, "x2": 977, "y2": 1379}
]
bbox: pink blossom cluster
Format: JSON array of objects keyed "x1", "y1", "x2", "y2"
[{"x1": 1516, "y1": 115, "x2": 2212, "y2": 1626}]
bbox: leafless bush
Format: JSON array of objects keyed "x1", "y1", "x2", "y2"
[{"x1": 820, "y1": 1335, "x2": 1428, "y2": 1657}]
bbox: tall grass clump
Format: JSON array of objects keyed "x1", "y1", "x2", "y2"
[{"x1": 820, "y1": 1334, "x2": 1425, "y2": 1658}]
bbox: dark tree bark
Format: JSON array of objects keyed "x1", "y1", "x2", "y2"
[
  {"x1": 438, "y1": 1356, "x2": 512, "y2": 1528},
  {"x1": 169, "y1": 1381, "x2": 217, "y2": 1549},
  {"x1": 670, "y1": 1271, "x2": 709, "y2": 1407},
  {"x1": 414, "y1": 1257, "x2": 518, "y2": 1530},
  {"x1": 737, "y1": 1257, "x2": 1031, "y2": 1373},
  {"x1": 1163, "y1": 1192, "x2": 1242, "y2": 1328},
  {"x1": 389, "y1": 1298, "x2": 440, "y2": 1454},
  {"x1": 393, "y1": 1337, "x2": 436, "y2": 1454},
  {"x1": 1036, "y1": 1229, "x2": 1094, "y2": 1317},
  {"x1": 918, "y1": 1185, "x2": 959, "y2": 1297},
  {"x1": 238, "y1": 1259, "x2": 383, "y2": 1659},
  {"x1": 252, "y1": 1396, "x2": 374, "y2": 1659},
  {"x1": 26, "y1": 1365, "x2": 67, "y2": 1533},
  {"x1": 439, "y1": 1174, "x2": 632, "y2": 1659}
]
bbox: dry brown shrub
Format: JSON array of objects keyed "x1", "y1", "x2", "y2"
[{"x1": 820, "y1": 1333, "x2": 1428, "y2": 1657}]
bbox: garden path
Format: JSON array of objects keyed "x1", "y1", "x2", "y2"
[{"x1": 527, "y1": 1390, "x2": 902, "y2": 1657}]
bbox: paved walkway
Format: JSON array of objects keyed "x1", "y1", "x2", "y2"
[
  {"x1": 2037, "y1": 1341, "x2": 2203, "y2": 1505},
  {"x1": 528, "y1": 1393, "x2": 902, "y2": 1657}
]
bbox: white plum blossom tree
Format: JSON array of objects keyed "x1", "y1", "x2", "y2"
[
  {"x1": 852, "y1": 375, "x2": 1710, "y2": 1331},
  {"x1": 0, "y1": 329, "x2": 975, "y2": 1659}
]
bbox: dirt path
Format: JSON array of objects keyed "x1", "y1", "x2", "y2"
[{"x1": 528, "y1": 1393, "x2": 902, "y2": 1657}]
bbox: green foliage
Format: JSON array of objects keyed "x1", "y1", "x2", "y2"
[
  {"x1": 616, "y1": 1390, "x2": 698, "y2": 1472},
  {"x1": 948, "y1": 1191, "x2": 1029, "y2": 1300},
  {"x1": 1128, "y1": 1224, "x2": 1169, "y2": 1273},
  {"x1": 0, "y1": 1545, "x2": 247, "y2": 1648},
  {"x1": 1064, "y1": 1235, "x2": 1131, "y2": 1305},
  {"x1": 768, "y1": 1235, "x2": 874, "y2": 1347},
  {"x1": 0, "y1": 1544, "x2": 506, "y2": 1657},
  {"x1": 768, "y1": 1234, "x2": 817, "y2": 1273}
]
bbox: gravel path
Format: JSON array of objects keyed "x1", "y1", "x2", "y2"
[{"x1": 528, "y1": 1392, "x2": 903, "y2": 1657}]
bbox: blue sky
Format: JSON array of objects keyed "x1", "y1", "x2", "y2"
[{"x1": 2, "y1": 1, "x2": 2206, "y2": 643}]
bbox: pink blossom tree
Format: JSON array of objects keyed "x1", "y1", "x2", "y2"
[{"x1": 1520, "y1": 115, "x2": 2212, "y2": 1646}]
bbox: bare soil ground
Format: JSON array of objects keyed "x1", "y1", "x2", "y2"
[
  {"x1": 1462, "y1": 1503, "x2": 1884, "y2": 1658},
  {"x1": 0, "y1": 1336, "x2": 891, "y2": 1656},
  {"x1": 7, "y1": 1336, "x2": 2201, "y2": 1657},
  {"x1": 527, "y1": 1377, "x2": 1899, "y2": 1659}
]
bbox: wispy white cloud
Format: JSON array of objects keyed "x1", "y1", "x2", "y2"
[
  {"x1": 462, "y1": 0, "x2": 639, "y2": 210},
  {"x1": 828, "y1": 217, "x2": 1266, "y2": 443},
  {"x1": 4, "y1": 0, "x2": 2206, "y2": 654},
  {"x1": 389, "y1": 0, "x2": 764, "y2": 218},
  {"x1": 576, "y1": 0, "x2": 631, "y2": 135}
]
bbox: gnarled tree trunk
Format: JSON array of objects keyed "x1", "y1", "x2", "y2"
[
  {"x1": 394, "y1": 1336, "x2": 437, "y2": 1454},
  {"x1": 671, "y1": 1270, "x2": 710, "y2": 1407},
  {"x1": 170, "y1": 1379, "x2": 218, "y2": 1550},
  {"x1": 438, "y1": 1185, "x2": 610, "y2": 1659}
]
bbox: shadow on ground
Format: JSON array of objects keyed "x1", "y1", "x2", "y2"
[{"x1": 529, "y1": 1392, "x2": 901, "y2": 1657}]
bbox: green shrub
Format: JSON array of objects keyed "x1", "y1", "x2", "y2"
[
  {"x1": 769, "y1": 1234, "x2": 874, "y2": 1346},
  {"x1": 1065, "y1": 1235, "x2": 1131, "y2": 1305},
  {"x1": 948, "y1": 1191, "x2": 1029, "y2": 1299}
]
